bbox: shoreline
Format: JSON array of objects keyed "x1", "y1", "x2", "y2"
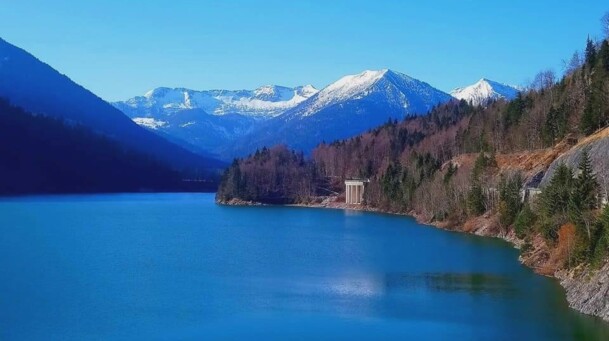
[{"x1": 218, "y1": 195, "x2": 609, "y2": 322}]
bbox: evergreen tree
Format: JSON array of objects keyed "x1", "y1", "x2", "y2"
[
  {"x1": 591, "y1": 205, "x2": 609, "y2": 262},
  {"x1": 472, "y1": 151, "x2": 495, "y2": 178},
  {"x1": 543, "y1": 106, "x2": 567, "y2": 144},
  {"x1": 498, "y1": 172, "x2": 523, "y2": 227},
  {"x1": 539, "y1": 163, "x2": 575, "y2": 240},
  {"x1": 600, "y1": 40, "x2": 609, "y2": 72},
  {"x1": 580, "y1": 104, "x2": 598, "y2": 135},
  {"x1": 468, "y1": 180, "x2": 486, "y2": 216},
  {"x1": 503, "y1": 92, "x2": 529, "y2": 127},
  {"x1": 585, "y1": 37, "x2": 597, "y2": 66},
  {"x1": 542, "y1": 163, "x2": 574, "y2": 216},
  {"x1": 575, "y1": 149, "x2": 599, "y2": 210},
  {"x1": 514, "y1": 203, "x2": 536, "y2": 238}
]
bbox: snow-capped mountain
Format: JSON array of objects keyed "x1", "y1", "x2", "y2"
[
  {"x1": 114, "y1": 85, "x2": 318, "y2": 119},
  {"x1": 112, "y1": 85, "x2": 318, "y2": 155},
  {"x1": 284, "y1": 69, "x2": 452, "y2": 120},
  {"x1": 231, "y1": 69, "x2": 453, "y2": 155},
  {"x1": 450, "y1": 78, "x2": 519, "y2": 106}
]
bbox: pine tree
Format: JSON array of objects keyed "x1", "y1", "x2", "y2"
[
  {"x1": 575, "y1": 149, "x2": 599, "y2": 210},
  {"x1": 499, "y1": 173, "x2": 523, "y2": 227},
  {"x1": 592, "y1": 205, "x2": 609, "y2": 262},
  {"x1": 600, "y1": 40, "x2": 609, "y2": 72},
  {"x1": 542, "y1": 163, "x2": 574, "y2": 216},
  {"x1": 580, "y1": 103, "x2": 598, "y2": 135},
  {"x1": 545, "y1": 106, "x2": 567, "y2": 144},
  {"x1": 565, "y1": 150, "x2": 599, "y2": 245},
  {"x1": 514, "y1": 203, "x2": 536, "y2": 238},
  {"x1": 585, "y1": 37, "x2": 597, "y2": 66},
  {"x1": 468, "y1": 179, "x2": 486, "y2": 216}
]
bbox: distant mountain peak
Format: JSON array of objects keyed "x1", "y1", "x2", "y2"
[
  {"x1": 450, "y1": 78, "x2": 519, "y2": 106},
  {"x1": 295, "y1": 84, "x2": 318, "y2": 97},
  {"x1": 294, "y1": 68, "x2": 444, "y2": 118},
  {"x1": 253, "y1": 84, "x2": 277, "y2": 94},
  {"x1": 324, "y1": 69, "x2": 387, "y2": 92},
  {"x1": 318, "y1": 69, "x2": 388, "y2": 102}
]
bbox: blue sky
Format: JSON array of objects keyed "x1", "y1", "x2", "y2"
[{"x1": 0, "y1": 1, "x2": 607, "y2": 101}]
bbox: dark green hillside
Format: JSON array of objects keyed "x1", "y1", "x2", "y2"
[{"x1": 0, "y1": 99, "x2": 207, "y2": 194}]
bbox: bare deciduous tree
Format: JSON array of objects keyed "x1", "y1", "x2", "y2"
[
  {"x1": 529, "y1": 69, "x2": 556, "y2": 92},
  {"x1": 602, "y1": 11, "x2": 609, "y2": 40},
  {"x1": 563, "y1": 51, "x2": 582, "y2": 75}
]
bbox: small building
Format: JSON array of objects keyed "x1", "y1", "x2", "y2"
[{"x1": 345, "y1": 179, "x2": 368, "y2": 204}]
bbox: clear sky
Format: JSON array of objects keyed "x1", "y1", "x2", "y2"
[{"x1": 0, "y1": 0, "x2": 607, "y2": 101}]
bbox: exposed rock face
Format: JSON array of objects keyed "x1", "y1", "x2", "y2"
[
  {"x1": 540, "y1": 128, "x2": 609, "y2": 197},
  {"x1": 558, "y1": 262, "x2": 609, "y2": 321}
]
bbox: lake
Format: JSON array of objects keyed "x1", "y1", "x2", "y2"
[{"x1": 0, "y1": 193, "x2": 608, "y2": 340}]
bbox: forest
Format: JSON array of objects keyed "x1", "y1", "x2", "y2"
[
  {"x1": 217, "y1": 32, "x2": 609, "y2": 270},
  {"x1": 0, "y1": 98, "x2": 215, "y2": 194}
]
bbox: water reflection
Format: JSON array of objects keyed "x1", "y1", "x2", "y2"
[
  {"x1": 325, "y1": 272, "x2": 517, "y2": 297},
  {"x1": 421, "y1": 272, "x2": 516, "y2": 295},
  {"x1": 328, "y1": 274, "x2": 385, "y2": 297}
]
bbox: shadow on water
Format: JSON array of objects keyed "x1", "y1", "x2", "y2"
[{"x1": 386, "y1": 272, "x2": 518, "y2": 296}]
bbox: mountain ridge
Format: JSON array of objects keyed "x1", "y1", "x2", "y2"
[{"x1": 115, "y1": 84, "x2": 319, "y2": 119}]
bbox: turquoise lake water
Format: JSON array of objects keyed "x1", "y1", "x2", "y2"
[{"x1": 0, "y1": 193, "x2": 608, "y2": 340}]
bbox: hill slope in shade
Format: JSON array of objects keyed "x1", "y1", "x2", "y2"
[
  {"x1": 0, "y1": 99, "x2": 188, "y2": 194},
  {"x1": 0, "y1": 37, "x2": 224, "y2": 172}
]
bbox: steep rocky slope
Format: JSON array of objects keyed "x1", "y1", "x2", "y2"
[{"x1": 541, "y1": 127, "x2": 609, "y2": 195}]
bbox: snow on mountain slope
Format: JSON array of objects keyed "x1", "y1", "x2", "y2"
[
  {"x1": 450, "y1": 78, "x2": 519, "y2": 106},
  {"x1": 230, "y1": 69, "x2": 453, "y2": 155},
  {"x1": 114, "y1": 84, "x2": 318, "y2": 119},
  {"x1": 301, "y1": 70, "x2": 389, "y2": 116},
  {"x1": 115, "y1": 69, "x2": 454, "y2": 158},
  {"x1": 279, "y1": 69, "x2": 453, "y2": 122},
  {"x1": 113, "y1": 84, "x2": 318, "y2": 157}
]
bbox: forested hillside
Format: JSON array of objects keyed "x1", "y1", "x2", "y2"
[
  {"x1": 0, "y1": 99, "x2": 205, "y2": 194},
  {"x1": 218, "y1": 35, "x2": 609, "y2": 271},
  {"x1": 0, "y1": 38, "x2": 224, "y2": 173}
]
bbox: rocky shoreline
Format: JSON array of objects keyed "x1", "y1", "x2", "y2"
[{"x1": 217, "y1": 195, "x2": 609, "y2": 322}]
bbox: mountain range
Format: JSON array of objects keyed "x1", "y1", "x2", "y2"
[
  {"x1": 115, "y1": 71, "x2": 519, "y2": 158},
  {"x1": 113, "y1": 85, "x2": 319, "y2": 154}
]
